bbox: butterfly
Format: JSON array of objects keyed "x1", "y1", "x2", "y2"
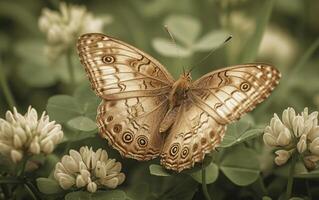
[{"x1": 77, "y1": 33, "x2": 281, "y2": 172}]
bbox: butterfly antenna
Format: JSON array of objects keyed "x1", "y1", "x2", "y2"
[
  {"x1": 164, "y1": 25, "x2": 184, "y2": 74},
  {"x1": 189, "y1": 35, "x2": 232, "y2": 73}
]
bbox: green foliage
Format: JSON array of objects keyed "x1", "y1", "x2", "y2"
[
  {"x1": 219, "y1": 145, "x2": 260, "y2": 186},
  {"x1": 152, "y1": 14, "x2": 230, "y2": 58},
  {"x1": 0, "y1": 0, "x2": 319, "y2": 199},
  {"x1": 65, "y1": 190, "x2": 127, "y2": 200},
  {"x1": 36, "y1": 178, "x2": 63, "y2": 195}
]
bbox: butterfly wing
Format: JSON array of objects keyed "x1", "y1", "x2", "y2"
[
  {"x1": 77, "y1": 33, "x2": 174, "y2": 100},
  {"x1": 77, "y1": 33, "x2": 174, "y2": 160},
  {"x1": 161, "y1": 64, "x2": 280, "y2": 171}
]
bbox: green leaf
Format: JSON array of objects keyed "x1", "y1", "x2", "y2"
[
  {"x1": 220, "y1": 115, "x2": 261, "y2": 148},
  {"x1": 220, "y1": 145, "x2": 260, "y2": 186},
  {"x1": 149, "y1": 164, "x2": 171, "y2": 176},
  {"x1": 47, "y1": 95, "x2": 80, "y2": 123},
  {"x1": 164, "y1": 15, "x2": 201, "y2": 46},
  {"x1": 36, "y1": 178, "x2": 62, "y2": 195},
  {"x1": 73, "y1": 83, "x2": 100, "y2": 120},
  {"x1": 262, "y1": 197, "x2": 272, "y2": 200},
  {"x1": 193, "y1": 30, "x2": 230, "y2": 51},
  {"x1": 152, "y1": 38, "x2": 192, "y2": 57},
  {"x1": 67, "y1": 116, "x2": 97, "y2": 132},
  {"x1": 239, "y1": 0, "x2": 275, "y2": 62},
  {"x1": 189, "y1": 162, "x2": 219, "y2": 184},
  {"x1": 65, "y1": 190, "x2": 127, "y2": 200}
]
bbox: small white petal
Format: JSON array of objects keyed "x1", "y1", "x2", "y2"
[
  {"x1": 309, "y1": 137, "x2": 319, "y2": 155},
  {"x1": 297, "y1": 134, "x2": 307, "y2": 153},
  {"x1": 69, "y1": 150, "x2": 82, "y2": 163},
  {"x1": 13, "y1": 134, "x2": 23, "y2": 149},
  {"x1": 100, "y1": 177, "x2": 119, "y2": 189},
  {"x1": 263, "y1": 132, "x2": 277, "y2": 146},
  {"x1": 293, "y1": 116, "x2": 305, "y2": 137},
  {"x1": 57, "y1": 173, "x2": 75, "y2": 189},
  {"x1": 80, "y1": 169, "x2": 91, "y2": 183},
  {"x1": 42, "y1": 140, "x2": 54, "y2": 154},
  {"x1": 29, "y1": 138, "x2": 41, "y2": 154},
  {"x1": 274, "y1": 150, "x2": 291, "y2": 166},
  {"x1": 10, "y1": 150, "x2": 23, "y2": 163},
  {"x1": 61, "y1": 155, "x2": 79, "y2": 173},
  {"x1": 95, "y1": 161, "x2": 106, "y2": 178},
  {"x1": 276, "y1": 128, "x2": 291, "y2": 146},
  {"x1": 76, "y1": 174, "x2": 87, "y2": 188},
  {"x1": 87, "y1": 181, "x2": 97, "y2": 193}
]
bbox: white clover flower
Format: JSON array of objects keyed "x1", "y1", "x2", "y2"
[
  {"x1": 0, "y1": 106, "x2": 63, "y2": 163},
  {"x1": 259, "y1": 26, "x2": 297, "y2": 67},
  {"x1": 274, "y1": 150, "x2": 292, "y2": 166},
  {"x1": 263, "y1": 107, "x2": 319, "y2": 168},
  {"x1": 54, "y1": 146, "x2": 125, "y2": 193},
  {"x1": 38, "y1": 2, "x2": 110, "y2": 60}
]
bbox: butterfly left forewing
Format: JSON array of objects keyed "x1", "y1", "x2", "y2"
[{"x1": 161, "y1": 63, "x2": 280, "y2": 171}]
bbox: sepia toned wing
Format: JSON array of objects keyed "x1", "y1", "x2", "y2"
[
  {"x1": 77, "y1": 33, "x2": 174, "y2": 160},
  {"x1": 161, "y1": 99, "x2": 226, "y2": 171},
  {"x1": 161, "y1": 63, "x2": 280, "y2": 171},
  {"x1": 98, "y1": 96, "x2": 169, "y2": 160},
  {"x1": 77, "y1": 33, "x2": 174, "y2": 100},
  {"x1": 191, "y1": 63, "x2": 281, "y2": 124}
]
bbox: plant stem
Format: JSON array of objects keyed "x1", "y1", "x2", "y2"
[
  {"x1": 286, "y1": 154, "x2": 297, "y2": 199},
  {"x1": 66, "y1": 48, "x2": 75, "y2": 87},
  {"x1": 24, "y1": 181, "x2": 41, "y2": 200},
  {"x1": 202, "y1": 164, "x2": 212, "y2": 200},
  {"x1": 258, "y1": 175, "x2": 268, "y2": 196},
  {"x1": 18, "y1": 155, "x2": 30, "y2": 177},
  {"x1": 306, "y1": 180, "x2": 312, "y2": 200},
  {"x1": 0, "y1": 61, "x2": 16, "y2": 108}
]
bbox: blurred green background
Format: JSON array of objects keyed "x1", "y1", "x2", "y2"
[{"x1": 0, "y1": 0, "x2": 319, "y2": 199}]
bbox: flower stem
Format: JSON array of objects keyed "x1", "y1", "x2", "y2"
[
  {"x1": 0, "y1": 61, "x2": 16, "y2": 108},
  {"x1": 258, "y1": 175, "x2": 268, "y2": 196},
  {"x1": 66, "y1": 48, "x2": 75, "y2": 87},
  {"x1": 202, "y1": 164, "x2": 212, "y2": 200},
  {"x1": 286, "y1": 154, "x2": 297, "y2": 199},
  {"x1": 18, "y1": 155, "x2": 30, "y2": 177},
  {"x1": 306, "y1": 180, "x2": 312, "y2": 200},
  {"x1": 24, "y1": 181, "x2": 42, "y2": 200}
]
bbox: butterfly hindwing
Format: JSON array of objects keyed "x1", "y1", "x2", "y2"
[
  {"x1": 98, "y1": 96, "x2": 169, "y2": 160},
  {"x1": 160, "y1": 99, "x2": 226, "y2": 171}
]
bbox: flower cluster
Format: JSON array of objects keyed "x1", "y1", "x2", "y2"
[
  {"x1": 54, "y1": 146, "x2": 125, "y2": 193},
  {"x1": 263, "y1": 107, "x2": 319, "y2": 169},
  {"x1": 38, "y1": 2, "x2": 109, "y2": 60},
  {"x1": 0, "y1": 106, "x2": 63, "y2": 163}
]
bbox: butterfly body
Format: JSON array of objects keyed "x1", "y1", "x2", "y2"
[{"x1": 77, "y1": 33, "x2": 281, "y2": 172}]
